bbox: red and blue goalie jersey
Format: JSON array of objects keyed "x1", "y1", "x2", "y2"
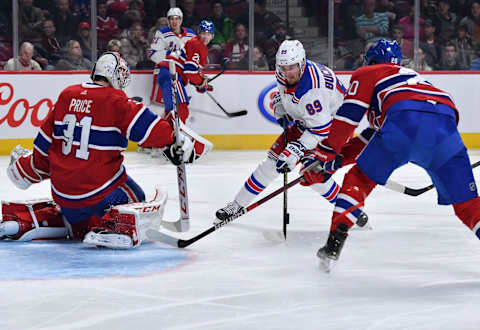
[
  {"x1": 159, "y1": 36, "x2": 208, "y2": 86},
  {"x1": 328, "y1": 63, "x2": 459, "y2": 152},
  {"x1": 32, "y1": 82, "x2": 174, "y2": 209}
]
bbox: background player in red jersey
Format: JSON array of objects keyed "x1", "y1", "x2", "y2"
[
  {"x1": 148, "y1": 19, "x2": 215, "y2": 125},
  {"x1": 2, "y1": 52, "x2": 211, "y2": 249},
  {"x1": 305, "y1": 39, "x2": 480, "y2": 272}
]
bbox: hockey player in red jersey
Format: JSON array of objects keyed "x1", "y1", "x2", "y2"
[
  {"x1": 306, "y1": 39, "x2": 480, "y2": 271},
  {"x1": 2, "y1": 52, "x2": 211, "y2": 249},
  {"x1": 146, "y1": 19, "x2": 214, "y2": 124}
]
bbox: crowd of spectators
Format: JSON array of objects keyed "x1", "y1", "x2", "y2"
[
  {"x1": 331, "y1": 0, "x2": 480, "y2": 70},
  {"x1": 1, "y1": 0, "x2": 480, "y2": 71}
]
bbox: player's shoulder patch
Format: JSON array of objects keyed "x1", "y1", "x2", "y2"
[{"x1": 159, "y1": 26, "x2": 171, "y2": 34}]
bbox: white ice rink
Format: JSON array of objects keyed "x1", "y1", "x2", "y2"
[{"x1": 2, "y1": 150, "x2": 480, "y2": 330}]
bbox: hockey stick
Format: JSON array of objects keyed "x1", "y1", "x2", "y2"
[
  {"x1": 282, "y1": 122, "x2": 290, "y2": 239},
  {"x1": 147, "y1": 161, "x2": 320, "y2": 247},
  {"x1": 161, "y1": 61, "x2": 190, "y2": 232},
  {"x1": 207, "y1": 58, "x2": 229, "y2": 83},
  {"x1": 384, "y1": 160, "x2": 480, "y2": 196},
  {"x1": 205, "y1": 91, "x2": 248, "y2": 118}
]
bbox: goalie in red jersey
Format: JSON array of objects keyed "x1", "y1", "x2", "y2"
[{"x1": 2, "y1": 52, "x2": 212, "y2": 249}]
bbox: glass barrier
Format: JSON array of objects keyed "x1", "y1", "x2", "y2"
[
  {"x1": 3, "y1": 0, "x2": 480, "y2": 71},
  {"x1": 0, "y1": 2, "x2": 12, "y2": 70}
]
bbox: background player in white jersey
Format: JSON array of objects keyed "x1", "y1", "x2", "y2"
[
  {"x1": 215, "y1": 40, "x2": 365, "y2": 223},
  {"x1": 149, "y1": 7, "x2": 196, "y2": 114}
]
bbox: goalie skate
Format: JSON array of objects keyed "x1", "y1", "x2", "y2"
[
  {"x1": 317, "y1": 223, "x2": 348, "y2": 273},
  {"x1": 215, "y1": 201, "x2": 244, "y2": 224},
  {"x1": 83, "y1": 229, "x2": 133, "y2": 249}
]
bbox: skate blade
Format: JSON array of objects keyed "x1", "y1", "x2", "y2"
[
  {"x1": 351, "y1": 222, "x2": 373, "y2": 231},
  {"x1": 317, "y1": 251, "x2": 338, "y2": 273},
  {"x1": 83, "y1": 232, "x2": 132, "y2": 249}
]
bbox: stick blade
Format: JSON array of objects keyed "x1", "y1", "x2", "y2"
[
  {"x1": 146, "y1": 229, "x2": 180, "y2": 247},
  {"x1": 226, "y1": 109, "x2": 248, "y2": 118}
]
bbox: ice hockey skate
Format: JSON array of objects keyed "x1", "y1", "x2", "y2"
[
  {"x1": 317, "y1": 223, "x2": 349, "y2": 273},
  {"x1": 83, "y1": 228, "x2": 134, "y2": 249},
  {"x1": 215, "y1": 201, "x2": 245, "y2": 224},
  {"x1": 351, "y1": 211, "x2": 372, "y2": 230}
]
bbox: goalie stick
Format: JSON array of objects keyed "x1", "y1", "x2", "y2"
[
  {"x1": 384, "y1": 160, "x2": 480, "y2": 196},
  {"x1": 205, "y1": 91, "x2": 248, "y2": 118},
  {"x1": 161, "y1": 61, "x2": 190, "y2": 232},
  {"x1": 147, "y1": 161, "x2": 320, "y2": 247}
]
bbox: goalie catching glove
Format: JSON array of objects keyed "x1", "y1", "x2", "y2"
[{"x1": 163, "y1": 121, "x2": 213, "y2": 166}]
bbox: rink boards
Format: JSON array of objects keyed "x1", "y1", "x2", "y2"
[{"x1": 0, "y1": 70, "x2": 479, "y2": 154}]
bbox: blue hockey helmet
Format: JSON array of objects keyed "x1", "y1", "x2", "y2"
[
  {"x1": 364, "y1": 39, "x2": 402, "y2": 65},
  {"x1": 198, "y1": 20, "x2": 215, "y2": 35}
]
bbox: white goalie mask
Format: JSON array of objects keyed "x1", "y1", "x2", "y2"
[
  {"x1": 90, "y1": 52, "x2": 131, "y2": 90},
  {"x1": 275, "y1": 40, "x2": 306, "y2": 79}
]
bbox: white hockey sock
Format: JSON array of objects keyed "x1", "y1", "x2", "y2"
[
  {"x1": 234, "y1": 157, "x2": 279, "y2": 207},
  {"x1": 309, "y1": 176, "x2": 340, "y2": 204}
]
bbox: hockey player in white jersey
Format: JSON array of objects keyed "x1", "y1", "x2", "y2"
[
  {"x1": 216, "y1": 40, "x2": 368, "y2": 223},
  {"x1": 149, "y1": 7, "x2": 196, "y2": 111}
]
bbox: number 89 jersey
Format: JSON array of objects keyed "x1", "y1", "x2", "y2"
[
  {"x1": 32, "y1": 82, "x2": 172, "y2": 209},
  {"x1": 276, "y1": 60, "x2": 347, "y2": 149}
]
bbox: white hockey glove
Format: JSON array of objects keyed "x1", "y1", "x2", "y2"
[
  {"x1": 163, "y1": 122, "x2": 213, "y2": 166},
  {"x1": 272, "y1": 92, "x2": 293, "y2": 127},
  {"x1": 163, "y1": 135, "x2": 195, "y2": 166},
  {"x1": 276, "y1": 141, "x2": 306, "y2": 173},
  {"x1": 7, "y1": 145, "x2": 35, "y2": 190}
]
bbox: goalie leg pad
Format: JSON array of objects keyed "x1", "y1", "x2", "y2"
[
  {"x1": 331, "y1": 165, "x2": 376, "y2": 231},
  {"x1": 1, "y1": 199, "x2": 67, "y2": 241},
  {"x1": 83, "y1": 188, "x2": 168, "y2": 249}
]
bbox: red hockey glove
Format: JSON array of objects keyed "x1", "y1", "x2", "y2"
[
  {"x1": 195, "y1": 75, "x2": 213, "y2": 93},
  {"x1": 300, "y1": 167, "x2": 332, "y2": 186},
  {"x1": 302, "y1": 141, "x2": 343, "y2": 174}
]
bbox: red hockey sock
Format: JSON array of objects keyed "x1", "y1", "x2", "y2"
[
  {"x1": 453, "y1": 196, "x2": 480, "y2": 237},
  {"x1": 330, "y1": 165, "x2": 376, "y2": 231}
]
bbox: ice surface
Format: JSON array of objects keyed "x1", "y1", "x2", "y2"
[{"x1": 1, "y1": 150, "x2": 480, "y2": 330}]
